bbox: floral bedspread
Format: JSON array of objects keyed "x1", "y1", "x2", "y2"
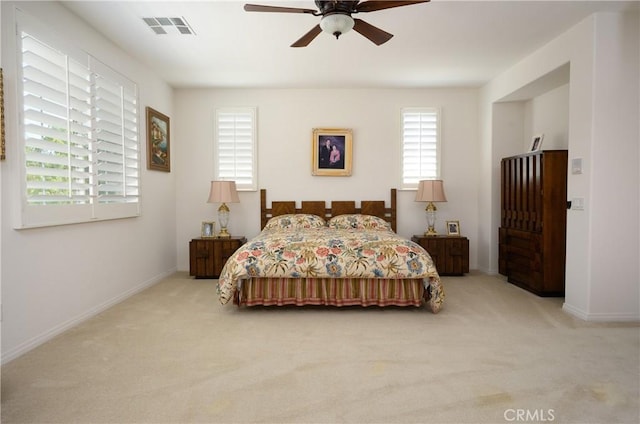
[{"x1": 217, "y1": 227, "x2": 444, "y2": 312}]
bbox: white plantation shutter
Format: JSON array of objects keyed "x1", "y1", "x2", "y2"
[
  {"x1": 92, "y1": 62, "x2": 139, "y2": 207},
  {"x1": 22, "y1": 34, "x2": 93, "y2": 205},
  {"x1": 17, "y1": 16, "x2": 139, "y2": 227},
  {"x1": 402, "y1": 108, "x2": 441, "y2": 188},
  {"x1": 214, "y1": 108, "x2": 257, "y2": 191}
]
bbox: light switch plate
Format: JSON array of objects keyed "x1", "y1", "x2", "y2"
[
  {"x1": 572, "y1": 197, "x2": 585, "y2": 210},
  {"x1": 571, "y1": 158, "x2": 583, "y2": 174}
]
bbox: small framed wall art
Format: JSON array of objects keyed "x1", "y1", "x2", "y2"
[
  {"x1": 201, "y1": 221, "x2": 216, "y2": 238},
  {"x1": 312, "y1": 128, "x2": 353, "y2": 176},
  {"x1": 146, "y1": 107, "x2": 170, "y2": 172},
  {"x1": 446, "y1": 220, "x2": 461, "y2": 236}
]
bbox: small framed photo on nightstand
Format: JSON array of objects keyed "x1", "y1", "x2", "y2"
[
  {"x1": 446, "y1": 221, "x2": 460, "y2": 236},
  {"x1": 201, "y1": 221, "x2": 216, "y2": 238}
]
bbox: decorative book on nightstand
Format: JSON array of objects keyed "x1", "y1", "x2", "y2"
[
  {"x1": 189, "y1": 236, "x2": 246, "y2": 279},
  {"x1": 411, "y1": 235, "x2": 469, "y2": 276}
]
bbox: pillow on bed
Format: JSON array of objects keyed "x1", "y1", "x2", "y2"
[
  {"x1": 264, "y1": 214, "x2": 326, "y2": 230},
  {"x1": 327, "y1": 214, "x2": 392, "y2": 231}
]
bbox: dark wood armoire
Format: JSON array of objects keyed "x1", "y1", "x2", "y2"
[{"x1": 499, "y1": 150, "x2": 568, "y2": 296}]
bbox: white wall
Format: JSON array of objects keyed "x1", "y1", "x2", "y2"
[
  {"x1": 524, "y1": 84, "x2": 570, "y2": 152},
  {"x1": 1, "y1": 2, "x2": 177, "y2": 363},
  {"x1": 174, "y1": 88, "x2": 480, "y2": 272},
  {"x1": 480, "y1": 11, "x2": 639, "y2": 321},
  {"x1": 588, "y1": 12, "x2": 639, "y2": 320}
]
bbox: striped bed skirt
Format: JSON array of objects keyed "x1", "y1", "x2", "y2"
[{"x1": 233, "y1": 277, "x2": 427, "y2": 307}]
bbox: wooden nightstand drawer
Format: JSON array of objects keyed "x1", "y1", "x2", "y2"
[
  {"x1": 189, "y1": 236, "x2": 246, "y2": 278},
  {"x1": 411, "y1": 235, "x2": 469, "y2": 276}
]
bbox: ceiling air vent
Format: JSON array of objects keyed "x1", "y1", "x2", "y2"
[{"x1": 143, "y1": 17, "x2": 195, "y2": 35}]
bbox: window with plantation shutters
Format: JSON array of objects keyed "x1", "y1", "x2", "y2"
[
  {"x1": 93, "y1": 68, "x2": 139, "y2": 206},
  {"x1": 17, "y1": 12, "x2": 139, "y2": 228},
  {"x1": 214, "y1": 108, "x2": 257, "y2": 191},
  {"x1": 401, "y1": 108, "x2": 441, "y2": 189}
]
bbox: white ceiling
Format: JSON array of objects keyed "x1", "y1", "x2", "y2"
[{"x1": 61, "y1": 0, "x2": 639, "y2": 89}]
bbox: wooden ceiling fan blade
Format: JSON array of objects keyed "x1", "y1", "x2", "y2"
[
  {"x1": 355, "y1": 0, "x2": 430, "y2": 13},
  {"x1": 353, "y1": 19, "x2": 393, "y2": 45},
  {"x1": 244, "y1": 4, "x2": 318, "y2": 14},
  {"x1": 291, "y1": 24, "x2": 323, "y2": 48}
]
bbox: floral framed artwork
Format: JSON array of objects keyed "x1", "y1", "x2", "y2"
[
  {"x1": 146, "y1": 107, "x2": 170, "y2": 172},
  {"x1": 446, "y1": 220, "x2": 461, "y2": 236},
  {"x1": 530, "y1": 134, "x2": 544, "y2": 152},
  {"x1": 201, "y1": 221, "x2": 216, "y2": 238},
  {"x1": 312, "y1": 128, "x2": 353, "y2": 176}
]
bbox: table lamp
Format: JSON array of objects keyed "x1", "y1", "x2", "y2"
[
  {"x1": 207, "y1": 181, "x2": 240, "y2": 238},
  {"x1": 415, "y1": 179, "x2": 447, "y2": 236}
]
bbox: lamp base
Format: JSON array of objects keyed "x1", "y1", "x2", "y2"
[
  {"x1": 218, "y1": 203, "x2": 231, "y2": 238},
  {"x1": 424, "y1": 202, "x2": 438, "y2": 237},
  {"x1": 424, "y1": 226, "x2": 438, "y2": 237}
]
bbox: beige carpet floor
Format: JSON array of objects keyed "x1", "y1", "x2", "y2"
[{"x1": 1, "y1": 271, "x2": 639, "y2": 424}]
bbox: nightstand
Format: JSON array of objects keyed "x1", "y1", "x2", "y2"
[
  {"x1": 411, "y1": 235, "x2": 469, "y2": 276},
  {"x1": 189, "y1": 236, "x2": 246, "y2": 279}
]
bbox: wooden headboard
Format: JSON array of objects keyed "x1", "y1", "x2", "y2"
[{"x1": 260, "y1": 189, "x2": 397, "y2": 232}]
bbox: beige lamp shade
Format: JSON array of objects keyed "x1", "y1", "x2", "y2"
[
  {"x1": 207, "y1": 181, "x2": 239, "y2": 238},
  {"x1": 207, "y1": 181, "x2": 240, "y2": 204},
  {"x1": 415, "y1": 180, "x2": 447, "y2": 236},
  {"x1": 415, "y1": 179, "x2": 447, "y2": 203}
]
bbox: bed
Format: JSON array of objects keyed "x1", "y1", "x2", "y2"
[{"x1": 216, "y1": 189, "x2": 444, "y2": 313}]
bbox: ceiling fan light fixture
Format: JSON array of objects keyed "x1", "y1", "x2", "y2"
[{"x1": 320, "y1": 13, "x2": 354, "y2": 39}]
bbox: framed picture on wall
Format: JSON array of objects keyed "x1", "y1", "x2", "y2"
[
  {"x1": 530, "y1": 134, "x2": 544, "y2": 152},
  {"x1": 311, "y1": 128, "x2": 353, "y2": 176},
  {"x1": 146, "y1": 107, "x2": 171, "y2": 172}
]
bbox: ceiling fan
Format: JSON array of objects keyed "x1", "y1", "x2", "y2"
[{"x1": 244, "y1": 1, "x2": 430, "y2": 47}]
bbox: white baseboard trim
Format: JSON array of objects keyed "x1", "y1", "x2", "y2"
[
  {"x1": 563, "y1": 302, "x2": 640, "y2": 322},
  {"x1": 1, "y1": 268, "x2": 177, "y2": 365},
  {"x1": 473, "y1": 266, "x2": 498, "y2": 275},
  {"x1": 562, "y1": 303, "x2": 589, "y2": 320}
]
